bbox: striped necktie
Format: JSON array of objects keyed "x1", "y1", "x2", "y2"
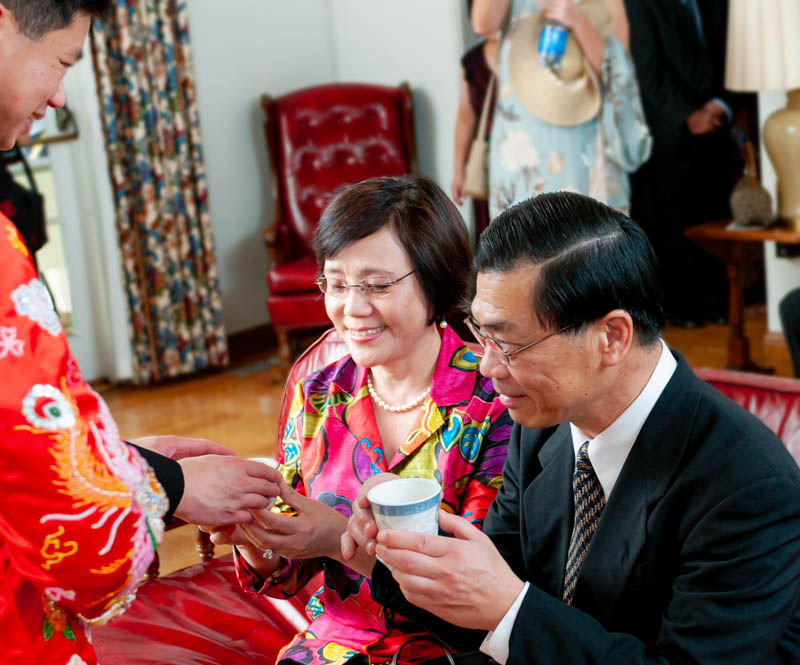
[{"x1": 563, "y1": 441, "x2": 606, "y2": 605}]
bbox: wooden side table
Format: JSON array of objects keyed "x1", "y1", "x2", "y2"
[{"x1": 684, "y1": 220, "x2": 800, "y2": 372}]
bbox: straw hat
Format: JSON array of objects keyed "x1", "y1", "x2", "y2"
[{"x1": 507, "y1": 0, "x2": 612, "y2": 126}]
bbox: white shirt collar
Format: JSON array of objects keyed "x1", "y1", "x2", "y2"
[{"x1": 569, "y1": 339, "x2": 677, "y2": 499}]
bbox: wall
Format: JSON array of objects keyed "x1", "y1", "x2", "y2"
[
  {"x1": 186, "y1": 1, "x2": 468, "y2": 336},
  {"x1": 186, "y1": 1, "x2": 338, "y2": 335},
  {"x1": 60, "y1": 50, "x2": 132, "y2": 381},
  {"x1": 330, "y1": 0, "x2": 464, "y2": 202}
]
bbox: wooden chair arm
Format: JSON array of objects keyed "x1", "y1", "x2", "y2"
[{"x1": 263, "y1": 224, "x2": 285, "y2": 265}]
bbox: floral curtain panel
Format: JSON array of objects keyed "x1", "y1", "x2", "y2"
[{"x1": 91, "y1": 0, "x2": 227, "y2": 383}]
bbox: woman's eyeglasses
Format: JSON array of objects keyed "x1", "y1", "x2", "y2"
[
  {"x1": 315, "y1": 270, "x2": 416, "y2": 300},
  {"x1": 464, "y1": 316, "x2": 574, "y2": 366}
]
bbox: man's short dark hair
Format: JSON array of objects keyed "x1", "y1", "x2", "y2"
[
  {"x1": 475, "y1": 191, "x2": 665, "y2": 346},
  {"x1": 5, "y1": 0, "x2": 112, "y2": 39},
  {"x1": 314, "y1": 175, "x2": 471, "y2": 326}
]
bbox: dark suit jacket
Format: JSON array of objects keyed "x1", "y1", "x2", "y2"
[
  {"x1": 625, "y1": 0, "x2": 732, "y2": 165},
  {"x1": 373, "y1": 353, "x2": 800, "y2": 663}
]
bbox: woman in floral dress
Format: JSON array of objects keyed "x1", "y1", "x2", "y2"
[
  {"x1": 210, "y1": 176, "x2": 511, "y2": 665},
  {"x1": 472, "y1": 0, "x2": 651, "y2": 218}
]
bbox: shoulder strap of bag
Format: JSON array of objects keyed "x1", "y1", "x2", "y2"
[
  {"x1": 475, "y1": 5, "x2": 508, "y2": 143},
  {"x1": 475, "y1": 73, "x2": 495, "y2": 141},
  {"x1": 391, "y1": 634, "x2": 455, "y2": 665}
]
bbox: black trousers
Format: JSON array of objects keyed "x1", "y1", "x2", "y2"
[
  {"x1": 780, "y1": 288, "x2": 800, "y2": 378},
  {"x1": 630, "y1": 130, "x2": 733, "y2": 319}
]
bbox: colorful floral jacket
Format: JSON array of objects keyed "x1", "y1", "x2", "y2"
[
  {"x1": 236, "y1": 325, "x2": 511, "y2": 665},
  {"x1": 0, "y1": 215, "x2": 168, "y2": 665}
]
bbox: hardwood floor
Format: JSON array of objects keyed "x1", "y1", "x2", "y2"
[
  {"x1": 662, "y1": 305, "x2": 794, "y2": 377},
  {"x1": 98, "y1": 309, "x2": 795, "y2": 575}
]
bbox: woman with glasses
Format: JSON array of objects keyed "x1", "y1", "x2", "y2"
[{"x1": 210, "y1": 175, "x2": 511, "y2": 665}]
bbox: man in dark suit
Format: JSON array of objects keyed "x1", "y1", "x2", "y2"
[
  {"x1": 626, "y1": 0, "x2": 741, "y2": 327},
  {"x1": 343, "y1": 192, "x2": 800, "y2": 664}
]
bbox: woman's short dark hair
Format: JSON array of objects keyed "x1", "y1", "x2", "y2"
[
  {"x1": 314, "y1": 175, "x2": 471, "y2": 326},
  {"x1": 475, "y1": 191, "x2": 665, "y2": 346},
  {"x1": 5, "y1": 0, "x2": 112, "y2": 39}
]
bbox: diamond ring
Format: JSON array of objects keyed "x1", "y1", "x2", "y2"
[{"x1": 262, "y1": 548, "x2": 274, "y2": 560}]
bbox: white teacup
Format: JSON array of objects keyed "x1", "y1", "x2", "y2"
[
  {"x1": 367, "y1": 477, "x2": 442, "y2": 535},
  {"x1": 248, "y1": 456, "x2": 279, "y2": 509}
]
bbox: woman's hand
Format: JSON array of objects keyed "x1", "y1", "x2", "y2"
[
  {"x1": 242, "y1": 475, "x2": 348, "y2": 562},
  {"x1": 542, "y1": 0, "x2": 583, "y2": 30},
  {"x1": 341, "y1": 472, "x2": 400, "y2": 560},
  {"x1": 543, "y1": 0, "x2": 630, "y2": 73},
  {"x1": 201, "y1": 476, "x2": 349, "y2": 578},
  {"x1": 202, "y1": 522, "x2": 251, "y2": 548},
  {"x1": 201, "y1": 522, "x2": 286, "y2": 579},
  {"x1": 451, "y1": 171, "x2": 465, "y2": 206}
]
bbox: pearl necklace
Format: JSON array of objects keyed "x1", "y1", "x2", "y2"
[{"x1": 367, "y1": 373, "x2": 431, "y2": 413}]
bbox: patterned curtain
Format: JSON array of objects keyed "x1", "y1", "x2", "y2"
[{"x1": 90, "y1": 0, "x2": 227, "y2": 383}]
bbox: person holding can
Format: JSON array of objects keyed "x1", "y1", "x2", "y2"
[{"x1": 471, "y1": 0, "x2": 651, "y2": 219}]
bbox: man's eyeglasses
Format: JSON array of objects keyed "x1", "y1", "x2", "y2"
[
  {"x1": 315, "y1": 270, "x2": 416, "y2": 300},
  {"x1": 464, "y1": 316, "x2": 575, "y2": 366}
]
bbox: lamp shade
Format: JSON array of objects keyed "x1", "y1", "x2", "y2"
[{"x1": 725, "y1": 0, "x2": 800, "y2": 91}]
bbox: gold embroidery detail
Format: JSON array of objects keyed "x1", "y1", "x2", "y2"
[
  {"x1": 81, "y1": 575, "x2": 132, "y2": 611},
  {"x1": 41, "y1": 526, "x2": 79, "y2": 570},
  {"x1": 5, "y1": 222, "x2": 29, "y2": 258},
  {"x1": 18, "y1": 380, "x2": 132, "y2": 509},
  {"x1": 91, "y1": 550, "x2": 131, "y2": 575}
]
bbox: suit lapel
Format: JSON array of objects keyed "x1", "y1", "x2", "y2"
[
  {"x1": 522, "y1": 424, "x2": 575, "y2": 597},
  {"x1": 572, "y1": 354, "x2": 702, "y2": 615},
  {"x1": 675, "y1": 0, "x2": 706, "y2": 48}
]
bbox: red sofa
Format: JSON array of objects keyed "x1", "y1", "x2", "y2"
[
  {"x1": 693, "y1": 367, "x2": 800, "y2": 465},
  {"x1": 91, "y1": 339, "x2": 800, "y2": 663}
]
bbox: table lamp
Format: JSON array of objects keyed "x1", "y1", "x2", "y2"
[{"x1": 725, "y1": 0, "x2": 800, "y2": 230}]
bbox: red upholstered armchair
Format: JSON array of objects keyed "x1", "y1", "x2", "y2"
[{"x1": 262, "y1": 82, "x2": 418, "y2": 366}]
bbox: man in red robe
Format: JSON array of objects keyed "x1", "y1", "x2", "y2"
[{"x1": 0, "y1": 3, "x2": 280, "y2": 662}]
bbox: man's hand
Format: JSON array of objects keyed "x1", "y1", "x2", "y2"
[
  {"x1": 341, "y1": 472, "x2": 399, "y2": 560},
  {"x1": 686, "y1": 101, "x2": 725, "y2": 136},
  {"x1": 375, "y1": 510, "x2": 524, "y2": 631},
  {"x1": 175, "y1": 455, "x2": 280, "y2": 525},
  {"x1": 131, "y1": 435, "x2": 237, "y2": 460},
  {"x1": 703, "y1": 100, "x2": 726, "y2": 126}
]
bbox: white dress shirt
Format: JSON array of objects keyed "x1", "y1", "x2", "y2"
[{"x1": 480, "y1": 341, "x2": 677, "y2": 663}]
